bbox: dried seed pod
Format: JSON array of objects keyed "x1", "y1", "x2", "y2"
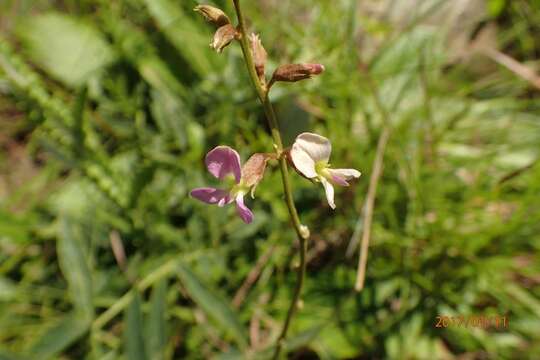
[
  {"x1": 194, "y1": 5, "x2": 230, "y2": 27},
  {"x1": 211, "y1": 24, "x2": 237, "y2": 53},
  {"x1": 271, "y1": 63, "x2": 325, "y2": 84},
  {"x1": 250, "y1": 33, "x2": 267, "y2": 81}
]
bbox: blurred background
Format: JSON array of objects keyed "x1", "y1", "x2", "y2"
[{"x1": 1, "y1": 0, "x2": 540, "y2": 359}]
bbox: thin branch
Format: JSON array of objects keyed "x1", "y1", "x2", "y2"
[
  {"x1": 498, "y1": 160, "x2": 537, "y2": 184},
  {"x1": 354, "y1": 126, "x2": 390, "y2": 291},
  {"x1": 354, "y1": 66, "x2": 392, "y2": 292},
  {"x1": 483, "y1": 48, "x2": 540, "y2": 90}
]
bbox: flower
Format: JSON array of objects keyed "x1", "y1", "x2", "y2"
[
  {"x1": 290, "y1": 132, "x2": 361, "y2": 209},
  {"x1": 191, "y1": 146, "x2": 270, "y2": 223}
]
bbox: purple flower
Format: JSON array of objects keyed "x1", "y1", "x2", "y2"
[{"x1": 190, "y1": 146, "x2": 255, "y2": 224}]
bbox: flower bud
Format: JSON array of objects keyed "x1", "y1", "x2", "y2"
[
  {"x1": 194, "y1": 5, "x2": 230, "y2": 27},
  {"x1": 271, "y1": 63, "x2": 325, "y2": 84},
  {"x1": 211, "y1": 24, "x2": 237, "y2": 53},
  {"x1": 299, "y1": 224, "x2": 310, "y2": 239},
  {"x1": 250, "y1": 33, "x2": 267, "y2": 81},
  {"x1": 241, "y1": 153, "x2": 274, "y2": 197}
]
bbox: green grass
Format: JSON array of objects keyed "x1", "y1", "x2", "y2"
[{"x1": 0, "y1": 0, "x2": 539, "y2": 359}]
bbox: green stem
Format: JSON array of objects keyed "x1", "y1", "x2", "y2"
[{"x1": 232, "y1": 1, "x2": 309, "y2": 358}]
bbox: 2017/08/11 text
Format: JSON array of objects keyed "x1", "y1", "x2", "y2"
[{"x1": 435, "y1": 315, "x2": 509, "y2": 329}]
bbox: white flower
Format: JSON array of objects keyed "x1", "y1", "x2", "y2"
[{"x1": 290, "y1": 132, "x2": 361, "y2": 209}]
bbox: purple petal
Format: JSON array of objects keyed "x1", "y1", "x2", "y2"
[
  {"x1": 331, "y1": 174, "x2": 350, "y2": 186},
  {"x1": 328, "y1": 168, "x2": 361, "y2": 186},
  {"x1": 205, "y1": 146, "x2": 242, "y2": 183},
  {"x1": 190, "y1": 187, "x2": 232, "y2": 206},
  {"x1": 235, "y1": 194, "x2": 254, "y2": 224}
]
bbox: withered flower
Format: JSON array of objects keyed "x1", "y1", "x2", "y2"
[
  {"x1": 211, "y1": 24, "x2": 238, "y2": 53},
  {"x1": 194, "y1": 5, "x2": 230, "y2": 27},
  {"x1": 242, "y1": 152, "x2": 274, "y2": 197},
  {"x1": 250, "y1": 33, "x2": 267, "y2": 81},
  {"x1": 271, "y1": 63, "x2": 325, "y2": 84}
]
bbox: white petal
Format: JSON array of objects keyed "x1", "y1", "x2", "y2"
[
  {"x1": 320, "y1": 177, "x2": 336, "y2": 209},
  {"x1": 290, "y1": 143, "x2": 317, "y2": 178},
  {"x1": 294, "y1": 132, "x2": 331, "y2": 164},
  {"x1": 329, "y1": 168, "x2": 361, "y2": 180}
]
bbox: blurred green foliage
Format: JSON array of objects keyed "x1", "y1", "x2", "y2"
[{"x1": 0, "y1": 0, "x2": 539, "y2": 359}]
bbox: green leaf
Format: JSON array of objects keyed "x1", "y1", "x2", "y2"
[
  {"x1": 28, "y1": 313, "x2": 89, "y2": 359},
  {"x1": 176, "y1": 264, "x2": 248, "y2": 349},
  {"x1": 151, "y1": 90, "x2": 187, "y2": 150},
  {"x1": 146, "y1": 280, "x2": 167, "y2": 360},
  {"x1": 57, "y1": 217, "x2": 93, "y2": 320},
  {"x1": 0, "y1": 210, "x2": 34, "y2": 244},
  {"x1": 107, "y1": 17, "x2": 186, "y2": 98},
  {"x1": 16, "y1": 13, "x2": 114, "y2": 86},
  {"x1": 244, "y1": 325, "x2": 324, "y2": 360},
  {"x1": 141, "y1": 0, "x2": 218, "y2": 76},
  {"x1": 125, "y1": 291, "x2": 148, "y2": 360},
  {"x1": 0, "y1": 277, "x2": 17, "y2": 302},
  {"x1": 488, "y1": 0, "x2": 507, "y2": 17},
  {"x1": 0, "y1": 350, "x2": 26, "y2": 360}
]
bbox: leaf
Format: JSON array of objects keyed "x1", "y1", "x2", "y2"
[
  {"x1": 146, "y1": 280, "x2": 167, "y2": 360},
  {"x1": 176, "y1": 264, "x2": 248, "y2": 349},
  {"x1": 249, "y1": 325, "x2": 325, "y2": 360},
  {"x1": 488, "y1": 0, "x2": 507, "y2": 17},
  {"x1": 0, "y1": 350, "x2": 26, "y2": 360},
  {"x1": 151, "y1": 90, "x2": 187, "y2": 150},
  {"x1": 28, "y1": 313, "x2": 88, "y2": 359},
  {"x1": 57, "y1": 217, "x2": 93, "y2": 320},
  {"x1": 106, "y1": 16, "x2": 186, "y2": 98},
  {"x1": 0, "y1": 277, "x2": 17, "y2": 301},
  {"x1": 16, "y1": 13, "x2": 114, "y2": 86},
  {"x1": 125, "y1": 291, "x2": 148, "y2": 360},
  {"x1": 142, "y1": 0, "x2": 218, "y2": 76},
  {"x1": 0, "y1": 210, "x2": 34, "y2": 244}
]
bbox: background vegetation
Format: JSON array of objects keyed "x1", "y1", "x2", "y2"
[{"x1": 1, "y1": 0, "x2": 539, "y2": 359}]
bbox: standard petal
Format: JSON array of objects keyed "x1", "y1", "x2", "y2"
[
  {"x1": 290, "y1": 144, "x2": 317, "y2": 178},
  {"x1": 190, "y1": 187, "x2": 232, "y2": 206},
  {"x1": 235, "y1": 194, "x2": 254, "y2": 224},
  {"x1": 320, "y1": 178, "x2": 336, "y2": 209},
  {"x1": 294, "y1": 132, "x2": 332, "y2": 163},
  {"x1": 205, "y1": 146, "x2": 242, "y2": 183},
  {"x1": 328, "y1": 168, "x2": 361, "y2": 186}
]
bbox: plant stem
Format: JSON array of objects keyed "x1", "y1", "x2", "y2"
[
  {"x1": 232, "y1": 1, "x2": 309, "y2": 358},
  {"x1": 354, "y1": 68, "x2": 391, "y2": 291},
  {"x1": 354, "y1": 126, "x2": 389, "y2": 291}
]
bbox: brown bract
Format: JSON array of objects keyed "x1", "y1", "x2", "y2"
[
  {"x1": 242, "y1": 153, "x2": 274, "y2": 197},
  {"x1": 271, "y1": 63, "x2": 325, "y2": 83},
  {"x1": 194, "y1": 5, "x2": 231, "y2": 27},
  {"x1": 250, "y1": 33, "x2": 267, "y2": 81},
  {"x1": 211, "y1": 24, "x2": 237, "y2": 53}
]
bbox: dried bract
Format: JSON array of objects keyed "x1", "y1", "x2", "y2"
[
  {"x1": 250, "y1": 33, "x2": 267, "y2": 81},
  {"x1": 271, "y1": 63, "x2": 325, "y2": 84},
  {"x1": 211, "y1": 24, "x2": 237, "y2": 53},
  {"x1": 194, "y1": 5, "x2": 230, "y2": 27},
  {"x1": 242, "y1": 153, "x2": 273, "y2": 197}
]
